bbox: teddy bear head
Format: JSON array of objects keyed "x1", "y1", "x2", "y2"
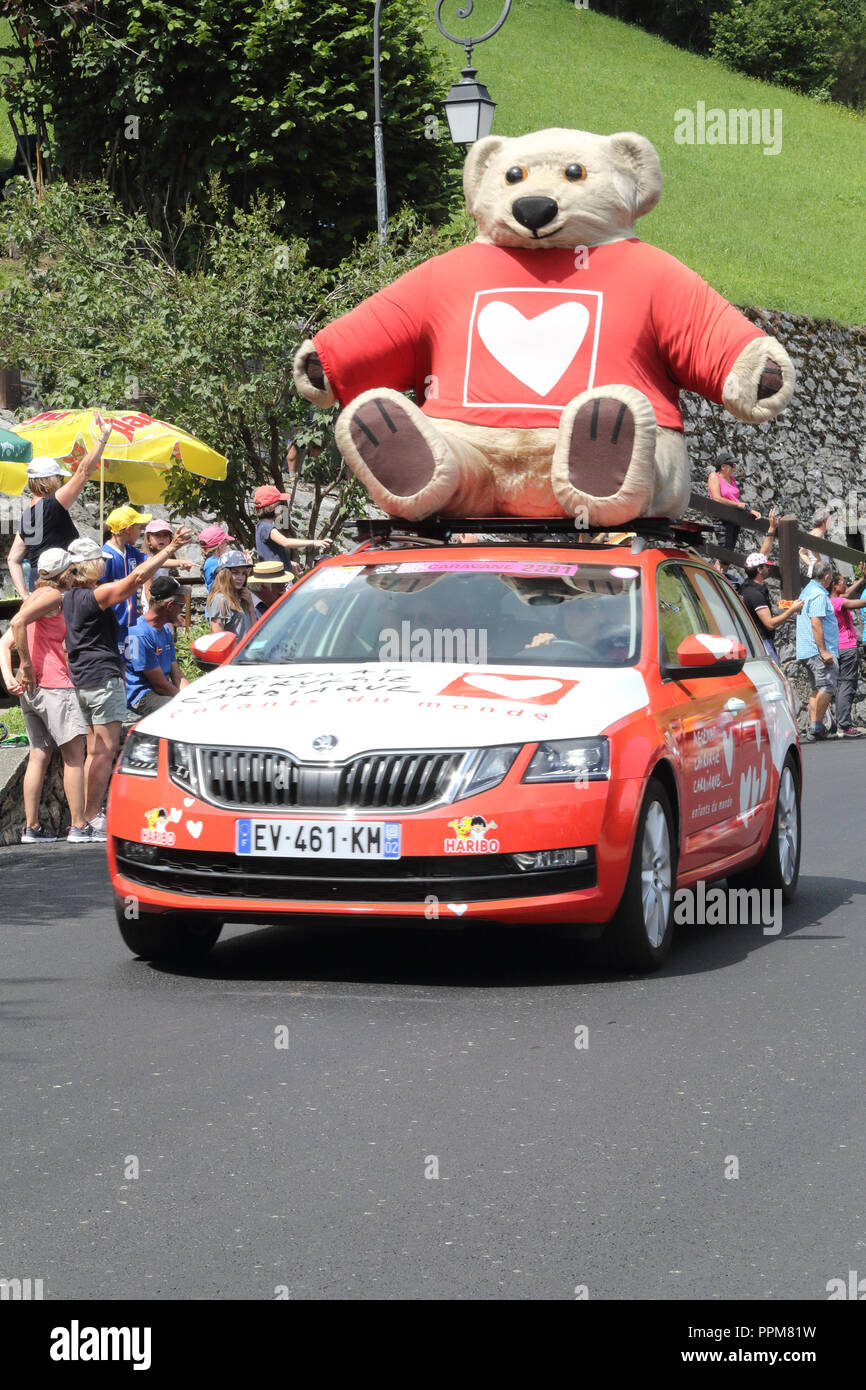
[{"x1": 463, "y1": 127, "x2": 662, "y2": 250}]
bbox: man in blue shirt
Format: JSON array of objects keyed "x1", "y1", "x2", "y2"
[
  {"x1": 102, "y1": 504, "x2": 151, "y2": 660},
  {"x1": 795, "y1": 560, "x2": 839, "y2": 740},
  {"x1": 126, "y1": 576, "x2": 189, "y2": 717}
]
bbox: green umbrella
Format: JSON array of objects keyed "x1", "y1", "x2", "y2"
[
  {"x1": 0, "y1": 425, "x2": 32, "y2": 462},
  {"x1": 0, "y1": 426, "x2": 34, "y2": 496}
]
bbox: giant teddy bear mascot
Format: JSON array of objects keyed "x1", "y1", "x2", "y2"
[{"x1": 293, "y1": 128, "x2": 795, "y2": 525}]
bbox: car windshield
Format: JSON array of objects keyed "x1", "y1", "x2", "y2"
[{"x1": 235, "y1": 558, "x2": 642, "y2": 668}]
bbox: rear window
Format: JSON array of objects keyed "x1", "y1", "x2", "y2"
[{"x1": 237, "y1": 558, "x2": 643, "y2": 668}]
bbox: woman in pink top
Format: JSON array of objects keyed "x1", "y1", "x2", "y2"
[
  {"x1": 0, "y1": 548, "x2": 90, "y2": 842},
  {"x1": 707, "y1": 451, "x2": 762, "y2": 553},
  {"x1": 830, "y1": 568, "x2": 866, "y2": 736}
]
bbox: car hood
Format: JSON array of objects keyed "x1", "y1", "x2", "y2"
[{"x1": 139, "y1": 662, "x2": 650, "y2": 758}]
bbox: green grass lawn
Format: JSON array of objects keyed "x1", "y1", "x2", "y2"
[{"x1": 426, "y1": 1, "x2": 866, "y2": 323}]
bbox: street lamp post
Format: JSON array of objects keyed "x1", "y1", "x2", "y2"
[{"x1": 373, "y1": 0, "x2": 512, "y2": 247}]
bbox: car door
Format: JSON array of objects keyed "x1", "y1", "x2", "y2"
[
  {"x1": 681, "y1": 564, "x2": 773, "y2": 861},
  {"x1": 654, "y1": 562, "x2": 766, "y2": 876}
]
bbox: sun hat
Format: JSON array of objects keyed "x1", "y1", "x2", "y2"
[
  {"x1": 150, "y1": 575, "x2": 183, "y2": 602},
  {"x1": 198, "y1": 524, "x2": 234, "y2": 549},
  {"x1": 745, "y1": 552, "x2": 769, "y2": 570},
  {"x1": 106, "y1": 504, "x2": 152, "y2": 533},
  {"x1": 144, "y1": 518, "x2": 173, "y2": 535},
  {"x1": 216, "y1": 549, "x2": 251, "y2": 571},
  {"x1": 26, "y1": 456, "x2": 71, "y2": 480},
  {"x1": 67, "y1": 537, "x2": 105, "y2": 562},
  {"x1": 253, "y1": 484, "x2": 290, "y2": 508},
  {"x1": 250, "y1": 560, "x2": 292, "y2": 585},
  {"x1": 36, "y1": 547, "x2": 73, "y2": 577}
]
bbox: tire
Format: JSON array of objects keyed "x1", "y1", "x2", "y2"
[
  {"x1": 114, "y1": 898, "x2": 223, "y2": 961},
  {"x1": 728, "y1": 754, "x2": 801, "y2": 904},
  {"x1": 604, "y1": 778, "x2": 677, "y2": 972}
]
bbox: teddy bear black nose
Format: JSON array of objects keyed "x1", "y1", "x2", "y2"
[{"x1": 512, "y1": 196, "x2": 559, "y2": 231}]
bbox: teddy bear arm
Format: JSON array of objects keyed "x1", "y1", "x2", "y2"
[
  {"x1": 293, "y1": 337, "x2": 336, "y2": 408},
  {"x1": 722, "y1": 336, "x2": 795, "y2": 423}
]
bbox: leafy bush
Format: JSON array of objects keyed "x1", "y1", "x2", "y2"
[
  {"x1": 710, "y1": 0, "x2": 866, "y2": 105},
  {"x1": 0, "y1": 0, "x2": 463, "y2": 261}
]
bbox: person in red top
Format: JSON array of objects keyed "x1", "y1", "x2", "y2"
[
  {"x1": 830, "y1": 567, "x2": 866, "y2": 736},
  {"x1": 295, "y1": 128, "x2": 795, "y2": 527},
  {"x1": 0, "y1": 548, "x2": 90, "y2": 842}
]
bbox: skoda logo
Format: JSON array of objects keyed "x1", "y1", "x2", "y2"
[{"x1": 312, "y1": 733, "x2": 338, "y2": 751}]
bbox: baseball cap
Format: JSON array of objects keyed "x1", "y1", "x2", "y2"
[
  {"x1": 254, "y1": 485, "x2": 290, "y2": 508},
  {"x1": 198, "y1": 524, "x2": 234, "y2": 549},
  {"x1": 144, "y1": 518, "x2": 173, "y2": 536},
  {"x1": 67, "y1": 537, "x2": 105, "y2": 562},
  {"x1": 26, "y1": 456, "x2": 70, "y2": 480},
  {"x1": 745, "y1": 552, "x2": 769, "y2": 570},
  {"x1": 216, "y1": 549, "x2": 251, "y2": 570},
  {"x1": 250, "y1": 560, "x2": 291, "y2": 585},
  {"x1": 715, "y1": 450, "x2": 737, "y2": 469},
  {"x1": 106, "y1": 504, "x2": 152, "y2": 532},
  {"x1": 150, "y1": 575, "x2": 183, "y2": 602},
  {"x1": 37, "y1": 547, "x2": 73, "y2": 577}
]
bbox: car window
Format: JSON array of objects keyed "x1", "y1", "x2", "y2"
[
  {"x1": 237, "y1": 560, "x2": 643, "y2": 668},
  {"x1": 684, "y1": 567, "x2": 747, "y2": 642},
  {"x1": 656, "y1": 563, "x2": 706, "y2": 667}
]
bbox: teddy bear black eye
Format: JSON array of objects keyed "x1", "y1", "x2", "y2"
[
  {"x1": 505, "y1": 165, "x2": 527, "y2": 185},
  {"x1": 565, "y1": 163, "x2": 587, "y2": 181}
]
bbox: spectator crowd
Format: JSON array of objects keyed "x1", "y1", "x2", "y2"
[{"x1": 1, "y1": 414, "x2": 333, "y2": 842}]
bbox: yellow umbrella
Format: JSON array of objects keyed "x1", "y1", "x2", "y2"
[{"x1": 13, "y1": 409, "x2": 228, "y2": 525}]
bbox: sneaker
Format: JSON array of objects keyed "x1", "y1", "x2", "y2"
[
  {"x1": 20, "y1": 825, "x2": 57, "y2": 843},
  {"x1": 809, "y1": 725, "x2": 828, "y2": 741},
  {"x1": 67, "y1": 824, "x2": 94, "y2": 843},
  {"x1": 840, "y1": 726, "x2": 864, "y2": 738},
  {"x1": 87, "y1": 819, "x2": 107, "y2": 842}
]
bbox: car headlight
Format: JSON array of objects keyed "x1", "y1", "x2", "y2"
[
  {"x1": 118, "y1": 731, "x2": 161, "y2": 777},
  {"x1": 451, "y1": 744, "x2": 521, "y2": 800},
  {"x1": 168, "y1": 741, "x2": 200, "y2": 795},
  {"x1": 522, "y1": 737, "x2": 609, "y2": 783}
]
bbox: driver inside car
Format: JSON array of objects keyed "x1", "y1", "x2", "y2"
[{"x1": 523, "y1": 596, "x2": 629, "y2": 661}]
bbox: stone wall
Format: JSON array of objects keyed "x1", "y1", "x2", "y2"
[
  {"x1": 683, "y1": 308, "x2": 866, "y2": 539},
  {"x1": 0, "y1": 745, "x2": 70, "y2": 845}
]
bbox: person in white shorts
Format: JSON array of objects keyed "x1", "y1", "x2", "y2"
[{"x1": 0, "y1": 548, "x2": 90, "y2": 843}]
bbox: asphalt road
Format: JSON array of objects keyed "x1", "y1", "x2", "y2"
[{"x1": 2, "y1": 741, "x2": 864, "y2": 1302}]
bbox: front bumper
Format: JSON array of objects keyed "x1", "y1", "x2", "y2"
[{"x1": 106, "y1": 754, "x2": 644, "y2": 925}]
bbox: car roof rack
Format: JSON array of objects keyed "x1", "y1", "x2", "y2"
[{"x1": 348, "y1": 515, "x2": 715, "y2": 551}]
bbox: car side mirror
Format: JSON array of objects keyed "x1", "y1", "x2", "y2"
[
  {"x1": 664, "y1": 633, "x2": 747, "y2": 679},
  {"x1": 190, "y1": 632, "x2": 236, "y2": 668}
]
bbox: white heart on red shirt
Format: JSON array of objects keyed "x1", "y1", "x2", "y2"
[
  {"x1": 462, "y1": 674, "x2": 563, "y2": 700},
  {"x1": 477, "y1": 300, "x2": 590, "y2": 396}
]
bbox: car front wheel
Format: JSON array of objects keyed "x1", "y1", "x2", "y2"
[
  {"x1": 115, "y1": 898, "x2": 223, "y2": 961},
  {"x1": 605, "y1": 778, "x2": 677, "y2": 972}
]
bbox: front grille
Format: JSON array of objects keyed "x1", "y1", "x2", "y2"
[
  {"x1": 114, "y1": 841, "x2": 597, "y2": 905},
  {"x1": 193, "y1": 746, "x2": 467, "y2": 811}
]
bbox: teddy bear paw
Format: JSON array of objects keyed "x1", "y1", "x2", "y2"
[
  {"x1": 335, "y1": 390, "x2": 460, "y2": 519},
  {"x1": 551, "y1": 385, "x2": 658, "y2": 526}
]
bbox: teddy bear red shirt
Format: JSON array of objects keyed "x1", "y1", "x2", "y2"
[{"x1": 313, "y1": 238, "x2": 764, "y2": 431}]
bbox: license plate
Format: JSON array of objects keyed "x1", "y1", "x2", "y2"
[{"x1": 235, "y1": 818, "x2": 402, "y2": 860}]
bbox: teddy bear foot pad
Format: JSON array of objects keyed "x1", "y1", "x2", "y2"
[
  {"x1": 566, "y1": 395, "x2": 636, "y2": 495},
  {"x1": 348, "y1": 397, "x2": 438, "y2": 499}
]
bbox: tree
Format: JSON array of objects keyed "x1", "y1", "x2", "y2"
[
  {"x1": 0, "y1": 179, "x2": 466, "y2": 542},
  {"x1": 710, "y1": 0, "x2": 866, "y2": 102},
  {"x1": 0, "y1": 1, "x2": 463, "y2": 260}
]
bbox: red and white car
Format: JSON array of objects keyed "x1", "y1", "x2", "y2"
[{"x1": 107, "y1": 526, "x2": 802, "y2": 971}]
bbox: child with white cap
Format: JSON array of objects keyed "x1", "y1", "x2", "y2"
[
  {"x1": 7, "y1": 412, "x2": 113, "y2": 598},
  {"x1": 0, "y1": 547, "x2": 90, "y2": 842}
]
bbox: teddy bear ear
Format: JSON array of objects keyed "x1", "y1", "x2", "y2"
[
  {"x1": 462, "y1": 136, "x2": 506, "y2": 216},
  {"x1": 607, "y1": 132, "x2": 663, "y2": 218}
]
